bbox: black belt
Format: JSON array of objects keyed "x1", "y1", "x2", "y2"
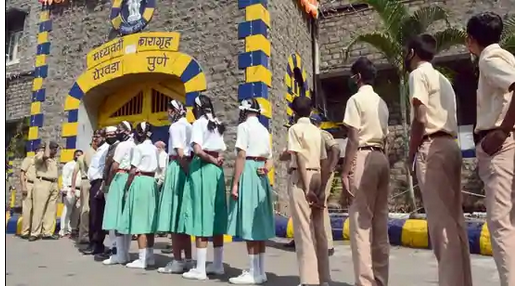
[
  {"x1": 474, "y1": 129, "x2": 514, "y2": 145},
  {"x1": 81, "y1": 176, "x2": 88, "y2": 180},
  {"x1": 37, "y1": 177, "x2": 57, "y2": 183},
  {"x1": 358, "y1": 146, "x2": 384, "y2": 152},
  {"x1": 27, "y1": 180, "x2": 34, "y2": 184},
  {"x1": 423, "y1": 131, "x2": 453, "y2": 141}
]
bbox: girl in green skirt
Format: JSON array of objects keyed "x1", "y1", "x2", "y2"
[
  {"x1": 102, "y1": 121, "x2": 134, "y2": 266},
  {"x1": 178, "y1": 95, "x2": 227, "y2": 281},
  {"x1": 227, "y1": 98, "x2": 275, "y2": 284},
  {"x1": 157, "y1": 100, "x2": 194, "y2": 274},
  {"x1": 118, "y1": 122, "x2": 159, "y2": 269}
]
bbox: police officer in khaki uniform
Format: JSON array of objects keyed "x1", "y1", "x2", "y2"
[
  {"x1": 30, "y1": 141, "x2": 60, "y2": 241},
  {"x1": 466, "y1": 12, "x2": 515, "y2": 286},
  {"x1": 310, "y1": 114, "x2": 340, "y2": 256},
  {"x1": 19, "y1": 152, "x2": 39, "y2": 239},
  {"x1": 340, "y1": 57, "x2": 390, "y2": 286},
  {"x1": 283, "y1": 96, "x2": 330, "y2": 286},
  {"x1": 406, "y1": 35, "x2": 472, "y2": 286}
]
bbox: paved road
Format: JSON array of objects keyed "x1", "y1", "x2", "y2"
[{"x1": 7, "y1": 235, "x2": 499, "y2": 286}]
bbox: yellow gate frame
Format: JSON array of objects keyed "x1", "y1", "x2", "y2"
[{"x1": 57, "y1": 32, "x2": 207, "y2": 163}]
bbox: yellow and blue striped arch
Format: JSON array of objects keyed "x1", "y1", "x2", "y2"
[
  {"x1": 26, "y1": 6, "x2": 52, "y2": 157},
  {"x1": 284, "y1": 53, "x2": 309, "y2": 118},
  {"x1": 237, "y1": 0, "x2": 274, "y2": 185}
]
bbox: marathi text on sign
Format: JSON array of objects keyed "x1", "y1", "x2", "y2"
[
  {"x1": 146, "y1": 53, "x2": 170, "y2": 72},
  {"x1": 93, "y1": 61, "x2": 121, "y2": 80}
]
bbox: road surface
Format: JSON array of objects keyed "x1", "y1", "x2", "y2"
[{"x1": 6, "y1": 236, "x2": 499, "y2": 286}]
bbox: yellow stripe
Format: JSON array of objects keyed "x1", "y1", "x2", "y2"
[
  {"x1": 35, "y1": 55, "x2": 47, "y2": 67},
  {"x1": 32, "y1": 78, "x2": 43, "y2": 91},
  {"x1": 111, "y1": 16, "x2": 122, "y2": 30},
  {"x1": 245, "y1": 65, "x2": 272, "y2": 87},
  {"x1": 28, "y1": 126, "x2": 39, "y2": 140},
  {"x1": 302, "y1": 68, "x2": 307, "y2": 82},
  {"x1": 245, "y1": 35, "x2": 271, "y2": 57},
  {"x1": 30, "y1": 102, "x2": 42, "y2": 114},
  {"x1": 284, "y1": 73, "x2": 292, "y2": 89},
  {"x1": 295, "y1": 54, "x2": 301, "y2": 69},
  {"x1": 479, "y1": 222, "x2": 492, "y2": 255},
  {"x1": 320, "y1": 122, "x2": 341, "y2": 130},
  {"x1": 64, "y1": 96, "x2": 81, "y2": 111},
  {"x1": 288, "y1": 56, "x2": 294, "y2": 72},
  {"x1": 142, "y1": 7, "x2": 154, "y2": 20},
  {"x1": 112, "y1": 0, "x2": 123, "y2": 8},
  {"x1": 186, "y1": 107, "x2": 195, "y2": 123},
  {"x1": 285, "y1": 93, "x2": 294, "y2": 103},
  {"x1": 342, "y1": 218, "x2": 350, "y2": 239},
  {"x1": 37, "y1": 32, "x2": 48, "y2": 45},
  {"x1": 39, "y1": 11, "x2": 50, "y2": 22},
  {"x1": 62, "y1": 122, "x2": 78, "y2": 137},
  {"x1": 245, "y1": 4, "x2": 270, "y2": 27},
  {"x1": 400, "y1": 219, "x2": 429, "y2": 248},
  {"x1": 286, "y1": 107, "x2": 293, "y2": 116},
  {"x1": 184, "y1": 73, "x2": 207, "y2": 93},
  {"x1": 60, "y1": 149, "x2": 75, "y2": 163},
  {"x1": 256, "y1": 98, "x2": 271, "y2": 118},
  {"x1": 27, "y1": 151, "x2": 35, "y2": 157},
  {"x1": 286, "y1": 217, "x2": 294, "y2": 238}
]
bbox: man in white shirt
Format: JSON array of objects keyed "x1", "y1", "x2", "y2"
[
  {"x1": 82, "y1": 127, "x2": 117, "y2": 255},
  {"x1": 154, "y1": 141, "x2": 168, "y2": 188},
  {"x1": 59, "y1": 150, "x2": 83, "y2": 237}
]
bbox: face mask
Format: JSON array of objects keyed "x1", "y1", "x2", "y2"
[
  {"x1": 74, "y1": 157, "x2": 78, "y2": 161},
  {"x1": 347, "y1": 76, "x2": 358, "y2": 94},
  {"x1": 106, "y1": 137, "x2": 117, "y2": 145},
  {"x1": 116, "y1": 132, "x2": 129, "y2": 142}
]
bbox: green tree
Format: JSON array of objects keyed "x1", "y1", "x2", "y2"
[
  {"x1": 343, "y1": 0, "x2": 465, "y2": 211},
  {"x1": 501, "y1": 15, "x2": 515, "y2": 54}
]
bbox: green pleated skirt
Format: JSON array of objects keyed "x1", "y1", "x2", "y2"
[
  {"x1": 102, "y1": 172, "x2": 128, "y2": 230},
  {"x1": 156, "y1": 160, "x2": 187, "y2": 233},
  {"x1": 177, "y1": 156, "x2": 227, "y2": 237},
  {"x1": 227, "y1": 160, "x2": 275, "y2": 241},
  {"x1": 117, "y1": 175, "x2": 158, "y2": 235}
]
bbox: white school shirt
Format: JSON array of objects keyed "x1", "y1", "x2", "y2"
[
  {"x1": 113, "y1": 138, "x2": 136, "y2": 170},
  {"x1": 190, "y1": 116, "x2": 227, "y2": 152},
  {"x1": 155, "y1": 149, "x2": 169, "y2": 183},
  {"x1": 235, "y1": 116, "x2": 272, "y2": 158},
  {"x1": 168, "y1": 117, "x2": 192, "y2": 156},
  {"x1": 62, "y1": 160, "x2": 82, "y2": 188},
  {"x1": 131, "y1": 139, "x2": 159, "y2": 173},
  {"x1": 87, "y1": 142, "x2": 110, "y2": 181}
]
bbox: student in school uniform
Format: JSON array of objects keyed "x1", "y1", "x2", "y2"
[
  {"x1": 178, "y1": 94, "x2": 227, "y2": 281},
  {"x1": 102, "y1": 121, "x2": 135, "y2": 265},
  {"x1": 118, "y1": 122, "x2": 159, "y2": 269},
  {"x1": 341, "y1": 57, "x2": 391, "y2": 286},
  {"x1": 406, "y1": 35, "x2": 472, "y2": 286},
  {"x1": 466, "y1": 12, "x2": 515, "y2": 286},
  {"x1": 282, "y1": 96, "x2": 331, "y2": 286},
  {"x1": 227, "y1": 98, "x2": 275, "y2": 284},
  {"x1": 157, "y1": 100, "x2": 194, "y2": 274}
]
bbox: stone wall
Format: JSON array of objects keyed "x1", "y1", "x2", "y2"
[{"x1": 269, "y1": 0, "x2": 314, "y2": 214}]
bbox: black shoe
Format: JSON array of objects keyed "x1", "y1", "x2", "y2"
[
  {"x1": 284, "y1": 240, "x2": 295, "y2": 248},
  {"x1": 94, "y1": 252, "x2": 110, "y2": 262},
  {"x1": 20, "y1": 235, "x2": 29, "y2": 240},
  {"x1": 81, "y1": 246, "x2": 104, "y2": 255},
  {"x1": 42, "y1": 234, "x2": 59, "y2": 240},
  {"x1": 328, "y1": 248, "x2": 335, "y2": 257},
  {"x1": 161, "y1": 248, "x2": 173, "y2": 254},
  {"x1": 28, "y1": 236, "x2": 39, "y2": 242},
  {"x1": 110, "y1": 247, "x2": 117, "y2": 255}
]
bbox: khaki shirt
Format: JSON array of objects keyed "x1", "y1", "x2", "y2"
[
  {"x1": 287, "y1": 117, "x2": 327, "y2": 169},
  {"x1": 34, "y1": 150, "x2": 59, "y2": 180},
  {"x1": 84, "y1": 147, "x2": 95, "y2": 169},
  {"x1": 343, "y1": 85, "x2": 389, "y2": 147},
  {"x1": 475, "y1": 44, "x2": 515, "y2": 133},
  {"x1": 74, "y1": 155, "x2": 88, "y2": 179},
  {"x1": 20, "y1": 156, "x2": 36, "y2": 182},
  {"x1": 408, "y1": 62, "x2": 458, "y2": 136},
  {"x1": 321, "y1": 130, "x2": 338, "y2": 151}
]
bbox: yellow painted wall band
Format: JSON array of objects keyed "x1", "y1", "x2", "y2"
[
  {"x1": 245, "y1": 35, "x2": 271, "y2": 57},
  {"x1": 245, "y1": 4, "x2": 271, "y2": 27}
]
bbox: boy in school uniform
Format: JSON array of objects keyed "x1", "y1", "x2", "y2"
[
  {"x1": 341, "y1": 57, "x2": 391, "y2": 286},
  {"x1": 466, "y1": 12, "x2": 515, "y2": 286},
  {"x1": 406, "y1": 34, "x2": 472, "y2": 286},
  {"x1": 284, "y1": 96, "x2": 330, "y2": 286}
]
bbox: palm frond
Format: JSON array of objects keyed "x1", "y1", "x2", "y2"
[
  {"x1": 433, "y1": 28, "x2": 466, "y2": 53},
  {"x1": 399, "y1": 5, "x2": 450, "y2": 43},
  {"x1": 501, "y1": 15, "x2": 515, "y2": 54},
  {"x1": 343, "y1": 32, "x2": 402, "y2": 69},
  {"x1": 351, "y1": 0, "x2": 409, "y2": 39}
]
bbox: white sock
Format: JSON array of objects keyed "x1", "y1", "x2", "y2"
[
  {"x1": 249, "y1": 254, "x2": 259, "y2": 276},
  {"x1": 138, "y1": 248, "x2": 147, "y2": 265},
  {"x1": 196, "y1": 248, "x2": 207, "y2": 273},
  {"x1": 259, "y1": 253, "x2": 265, "y2": 276},
  {"x1": 213, "y1": 247, "x2": 224, "y2": 269}
]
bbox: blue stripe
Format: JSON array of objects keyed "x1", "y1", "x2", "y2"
[
  {"x1": 274, "y1": 215, "x2": 288, "y2": 238},
  {"x1": 467, "y1": 221, "x2": 483, "y2": 254},
  {"x1": 67, "y1": 109, "x2": 79, "y2": 122},
  {"x1": 39, "y1": 20, "x2": 52, "y2": 32},
  {"x1": 387, "y1": 218, "x2": 405, "y2": 245},
  {"x1": 258, "y1": 115, "x2": 269, "y2": 129},
  {"x1": 238, "y1": 20, "x2": 268, "y2": 39},
  {"x1": 185, "y1": 92, "x2": 200, "y2": 107},
  {"x1": 6, "y1": 215, "x2": 61, "y2": 234},
  {"x1": 30, "y1": 114, "x2": 44, "y2": 127},
  {"x1": 286, "y1": 66, "x2": 293, "y2": 77},
  {"x1": 36, "y1": 43, "x2": 51, "y2": 55},
  {"x1": 238, "y1": 50, "x2": 269, "y2": 69},
  {"x1": 145, "y1": 0, "x2": 156, "y2": 8},
  {"x1": 65, "y1": 137, "x2": 77, "y2": 149},
  {"x1": 109, "y1": 7, "x2": 121, "y2": 19},
  {"x1": 26, "y1": 139, "x2": 42, "y2": 152},
  {"x1": 237, "y1": 82, "x2": 268, "y2": 100},
  {"x1": 291, "y1": 54, "x2": 298, "y2": 69},
  {"x1": 332, "y1": 215, "x2": 347, "y2": 240},
  {"x1": 32, "y1": 89, "x2": 46, "y2": 102},
  {"x1": 462, "y1": 149, "x2": 476, "y2": 158},
  {"x1": 180, "y1": 60, "x2": 202, "y2": 83},
  {"x1": 69, "y1": 82, "x2": 84, "y2": 100},
  {"x1": 238, "y1": 0, "x2": 267, "y2": 9},
  {"x1": 35, "y1": 65, "x2": 48, "y2": 78}
]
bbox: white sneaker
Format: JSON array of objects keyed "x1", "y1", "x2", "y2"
[
  {"x1": 261, "y1": 273, "x2": 268, "y2": 283},
  {"x1": 158, "y1": 260, "x2": 185, "y2": 274},
  {"x1": 206, "y1": 262, "x2": 225, "y2": 275},
  {"x1": 126, "y1": 259, "x2": 146, "y2": 269},
  {"x1": 229, "y1": 270, "x2": 263, "y2": 284},
  {"x1": 102, "y1": 255, "x2": 123, "y2": 265},
  {"x1": 182, "y1": 268, "x2": 208, "y2": 280}
]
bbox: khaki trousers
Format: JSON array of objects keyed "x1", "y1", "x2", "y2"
[
  {"x1": 20, "y1": 182, "x2": 34, "y2": 236},
  {"x1": 31, "y1": 180, "x2": 59, "y2": 237},
  {"x1": 323, "y1": 172, "x2": 334, "y2": 249},
  {"x1": 78, "y1": 179, "x2": 91, "y2": 242},
  {"x1": 477, "y1": 133, "x2": 515, "y2": 286},
  {"x1": 349, "y1": 150, "x2": 390, "y2": 286},
  {"x1": 416, "y1": 137, "x2": 472, "y2": 286},
  {"x1": 289, "y1": 170, "x2": 330, "y2": 285}
]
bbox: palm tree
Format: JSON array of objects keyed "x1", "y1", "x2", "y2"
[
  {"x1": 501, "y1": 15, "x2": 515, "y2": 54},
  {"x1": 343, "y1": 0, "x2": 465, "y2": 212}
]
